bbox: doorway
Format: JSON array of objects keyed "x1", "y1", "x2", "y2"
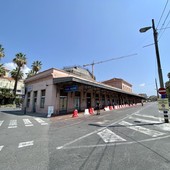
[{"x1": 86, "y1": 93, "x2": 91, "y2": 108}]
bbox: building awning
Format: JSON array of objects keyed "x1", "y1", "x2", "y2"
[{"x1": 53, "y1": 77, "x2": 144, "y2": 98}]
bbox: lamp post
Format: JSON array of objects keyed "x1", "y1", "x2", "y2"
[{"x1": 139, "y1": 19, "x2": 169, "y2": 123}]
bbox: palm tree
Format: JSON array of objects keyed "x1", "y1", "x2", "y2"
[
  {"x1": 10, "y1": 68, "x2": 24, "y2": 81},
  {"x1": 0, "y1": 44, "x2": 5, "y2": 61},
  {"x1": 32, "y1": 60, "x2": 42, "y2": 74},
  {"x1": 0, "y1": 64, "x2": 6, "y2": 77},
  {"x1": 26, "y1": 70, "x2": 35, "y2": 78},
  {"x1": 12, "y1": 53, "x2": 27, "y2": 96},
  {"x1": 168, "y1": 73, "x2": 170, "y2": 81}
]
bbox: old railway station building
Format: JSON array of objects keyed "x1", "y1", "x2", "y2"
[{"x1": 24, "y1": 66, "x2": 144, "y2": 115}]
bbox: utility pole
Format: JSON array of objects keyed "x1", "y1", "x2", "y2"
[
  {"x1": 155, "y1": 78, "x2": 159, "y2": 98},
  {"x1": 152, "y1": 19, "x2": 169, "y2": 123},
  {"x1": 152, "y1": 19, "x2": 164, "y2": 88},
  {"x1": 140, "y1": 19, "x2": 169, "y2": 123}
]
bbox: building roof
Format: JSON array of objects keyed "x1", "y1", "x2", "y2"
[
  {"x1": 25, "y1": 67, "x2": 144, "y2": 98},
  {"x1": 0, "y1": 77, "x2": 14, "y2": 81},
  {"x1": 102, "y1": 78, "x2": 132, "y2": 87}
]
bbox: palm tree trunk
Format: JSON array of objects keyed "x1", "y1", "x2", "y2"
[{"x1": 13, "y1": 67, "x2": 21, "y2": 96}]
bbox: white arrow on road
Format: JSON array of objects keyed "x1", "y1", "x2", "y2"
[{"x1": 97, "y1": 128, "x2": 126, "y2": 143}]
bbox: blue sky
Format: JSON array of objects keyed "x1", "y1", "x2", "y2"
[{"x1": 0, "y1": 0, "x2": 170, "y2": 96}]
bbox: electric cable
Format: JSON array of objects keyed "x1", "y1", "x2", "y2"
[{"x1": 157, "y1": 0, "x2": 169, "y2": 29}]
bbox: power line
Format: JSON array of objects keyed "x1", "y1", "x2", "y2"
[
  {"x1": 83, "y1": 53, "x2": 137, "y2": 67},
  {"x1": 157, "y1": 0, "x2": 169, "y2": 29},
  {"x1": 158, "y1": 19, "x2": 170, "y2": 40},
  {"x1": 160, "y1": 9, "x2": 170, "y2": 31},
  {"x1": 83, "y1": 53, "x2": 137, "y2": 79}
]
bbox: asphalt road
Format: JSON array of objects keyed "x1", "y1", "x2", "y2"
[{"x1": 1, "y1": 103, "x2": 170, "y2": 170}]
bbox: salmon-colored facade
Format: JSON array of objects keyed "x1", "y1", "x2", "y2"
[{"x1": 24, "y1": 67, "x2": 143, "y2": 115}]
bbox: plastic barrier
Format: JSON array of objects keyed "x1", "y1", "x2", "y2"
[
  {"x1": 114, "y1": 105, "x2": 118, "y2": 109},
  {"x1": 109, "y1": 106, "x2": 114, "y2": 110},
  {"x1": 89, "y1": 108, "x2": 94, "y2": 114},
  {"x1": 104, "y1": 106, "x2": 110, "y2": 111},
  {"x1": 72, "y1": 109, "x2": 78, "y2": 118},
  {"x1": 84, "y1": 109, "x2": 90, "y2": 115}
]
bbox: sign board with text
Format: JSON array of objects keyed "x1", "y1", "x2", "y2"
[
  {"x1": 47, "y1": 106, "x2": 54, "y2": 117},
  {"x1": 158, "y1": 98, "x2": 169, "y2": 111}
]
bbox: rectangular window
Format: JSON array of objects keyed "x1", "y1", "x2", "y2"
[
  {"x1": 27, "y1": 92, "x2": 31, "y2": 107},
  {"x1": 40, "y1": 90, "x2": 46, "y2": 108}
]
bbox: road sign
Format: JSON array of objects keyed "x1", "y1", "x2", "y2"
[
  {"x1": 158, "y1": 98, "x2": 169, "y2": 111},
  {"x1": 158, "y1": 88, "x2": 166, "y2": 95}
]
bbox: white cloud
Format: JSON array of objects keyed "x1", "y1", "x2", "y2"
[
  {"x1": 22, "y1": 65, "x2": 31, "y2": 75},
  {"x1": 4, "y1": 62, "x2": 31, "y2": 79},
  {"x1": 139, "y1": 83, "x2": 145, "y2": 87},
  {"x1": 4, "y1": 62, "x2": 16, "y2": 70}
]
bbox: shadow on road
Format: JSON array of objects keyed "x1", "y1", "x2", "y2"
[{"x1": 0, "y1": 108, "x2": 47, "y2": 118}]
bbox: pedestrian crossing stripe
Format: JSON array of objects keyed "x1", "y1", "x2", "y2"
[
  {"x1": 97, "y1": 128, "x2": 126, "y2": 143},
  {"x1": 128, "y1": 115, "x2": 170, "y2": 131},
  {"x1": 129, "y1": 116, "x2": 161, "y2": 124},
  {"x1": 18, "y1": 141, "x2": 34, "y2": 148},
  {"x1": 34, "y1": 118, "x2": 48, "y2": 125},
  {"x1": 0, "y1": 120, "x2": 4, "y2": 126},
  {"x1": 133, "y1": 113, "x2": 163, "y2": 121},
  {"x1": 23, "y1": 119, "x2": 33, "y2": 127},
  {"x1": 0, "y1": 118, "x2": 48, "y2": 129},
  {"x1": 119, "y1": 121, "x2": 165, "y2": 137},
  {"x1": 8, "y1": 120, "x2": 17, "y2": 128},
  {"x1": 0, "y1": 145, "x2": 4, "y2": 151}
]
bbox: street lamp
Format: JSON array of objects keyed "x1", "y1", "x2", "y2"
[
  {"x1": 139, "y1": 19, "x2": 169, "y2": 123},
  {"x1": 139, "y1": 26, "x2": 152, "y2": 33}
]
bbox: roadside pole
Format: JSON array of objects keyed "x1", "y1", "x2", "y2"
[
  {"x1": 152, "y1": 19, "x2": 169, "y2": 123},
  {"x1": 158, "y1": 88, "x2": 169, "y2": 123},
  {"x1": 140, "y1": 19, "x2": 169, "y2": 123}
]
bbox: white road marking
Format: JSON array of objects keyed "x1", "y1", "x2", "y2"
[
  {"x1": 0, "y1": 120, "x2": 4, "y2": 126},
  {"x1": 129, "y1": 116, "x2": 161, "y2": 124},
  {"x1": 34, "y1": 118, "x2": 48, "y2": 125},
  {"x1": 58, "y1": 134, "x2": 170, "y2": 150},
  {"x1": 23, "y1": 119, "x2": 33, "y2": 127},
  {"x1": 119, "y1": 121, "x2": 165, "y2": 137},
  {"x1": 133, "y1": 113, "x2": 163, "y2": 121},
  {"x1": 96, "y1": 120, "x2": 109, "y2": 125},
  {"x1": 0, "y1": 145, "x2": 4, "y2": 151},
  {"x1": 18, "y1": 141, "x2": 34, "y2": 148},
  {"x1": 155, "y1": 124, "x2": 170, "y2": 131},
  {"x1": 56, "y1": 109, "x2": 144, "y2": 150},
  {"x1": 129, "y1": 115, "x2": 170, "y2": 131},
  {"x1": 8, "y1": 120, "x2": 17, "y2": 128},
  {"x1": 97, "y1": 128, "x2": 126, "y2": 143}
]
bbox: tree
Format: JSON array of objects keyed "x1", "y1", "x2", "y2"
[
  {"x1": 10, "y1": 68, "x2": 24, "y2": 81},
  {"x1": 165, "y1": 72, "x2": 170, "y2": 103},
  {"x1": 168, "y1": 72, "x2": 170, "y2": 80},
  {"x1": 0, "y1": 87, "x2": 14, "y2": 105},
  {"x1": 26, "y1": 70, "x2": 35, "y2": 78},
  {"x1": 0, "y1": 44, "x2": 5, "y2": 61},
  {"x1": 26, "y1": 60, "x2": 42, "y2": 78},
  {"x1": 0, "y1": 64, "x2": 6, "y2": 77},
  {"x1": 32, "y1": 60, "x2": 42, "y2": 74},
  {"x1": 12, "y1": 53, "x2": 27, "y2": 96}
]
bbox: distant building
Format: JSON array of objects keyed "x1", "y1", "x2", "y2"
[
  {"x1": 102, "y1": 78, "x2": 132, "y2": 93},
  {"x1": 63, "y1": 66, "x2": 95, "y2": 80},
  {"x1": 0, "y1": 67, "x2": 25, "y2": 97},
  {"x1": 139, "y1": 93, "x2": 148, "y2": 99},
  {"x1": 0, "y1": 76, "x2": 24, "y2": 96}
]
